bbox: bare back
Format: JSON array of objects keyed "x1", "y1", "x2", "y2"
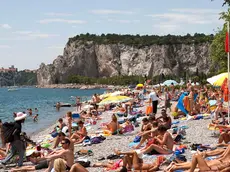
[
  {"x1": 164, "y1": 132, "x2": 174, "y2": 150},
  {"x1": 61, "y1": 149, "x2": 74, "y2": 167}
]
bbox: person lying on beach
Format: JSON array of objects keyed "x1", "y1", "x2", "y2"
[
  {"x1": 136, "y1": 125, "x2": 174, "y2": 155},
  {"x1": 112, "y1": 150, "x2": 165, "y2": 171},
  {"x1": 70, "y1": 120, "x2": 88, "y2": 144},
  {"x1": 166, "y1": 144, "x2": 230, "y2": 172},
  {"x1": 11, "y1": 139, "x2": 74, "y2": 172},
  {"x1": 53, "y1": 132, "x2": 74, "y2": 152},
  {"x1": 133, "y1": 121, "x2": 159, "y2": 149},
  {"x1": 69, "y1": 163, "x2": 89, "y2": 172},
  {"x1": 113, "y1": 104, "x2": 126, "y2": 113}
]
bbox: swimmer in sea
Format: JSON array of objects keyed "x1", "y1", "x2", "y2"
[{"x1": 33, "y1": 114, "x2": 38, "y2": 122}]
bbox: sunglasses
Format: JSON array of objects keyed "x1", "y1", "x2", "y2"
[{"x1": 61, "y1": 142, "x2": 66, "y2": 145}]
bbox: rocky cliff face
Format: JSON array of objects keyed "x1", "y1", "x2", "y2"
[{"x1": 37, "y1": 41, "x2": 211, "y2": 85}]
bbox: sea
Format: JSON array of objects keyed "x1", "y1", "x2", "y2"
[{"x1": 0, "y1": 87, "x2": 105, "y2": 135}]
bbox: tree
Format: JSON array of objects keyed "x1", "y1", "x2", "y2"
[{"x1": 209, "y1": 1, "x2": 230, "y2": 73}]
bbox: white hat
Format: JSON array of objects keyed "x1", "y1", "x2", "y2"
[{"x1": 15, "y1": 112, "x2": 27, "y2": 121}]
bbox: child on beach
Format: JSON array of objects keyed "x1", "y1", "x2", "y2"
[{"x1": 33, "y1": 114, "x2": 38, "y2": 122}]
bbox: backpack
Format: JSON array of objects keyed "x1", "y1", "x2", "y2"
[{"x1": 2, "y1": 122, "x2": 16, "y2": 143}]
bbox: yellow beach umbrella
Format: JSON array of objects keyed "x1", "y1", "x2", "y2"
[
  {"x1": 99, "y1": 93, "x2": 111, "y2": 99},
  {"x1": 136, "y1": 84, "x2": 144, "y2": 87},
  {"x1": 213, "y1": 72, "x2": 228, "y2": 86},
  {"x1": 98, "y1": 96, "x2": 132, "y2": 105}
]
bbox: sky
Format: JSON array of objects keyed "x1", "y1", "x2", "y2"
[{"x1": 0, "y1": 0, "x2": 226, "y2": 70}]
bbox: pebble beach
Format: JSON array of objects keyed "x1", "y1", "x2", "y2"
[{"x1": 22, "y1": 100, "x2": 219, "y2": 172}]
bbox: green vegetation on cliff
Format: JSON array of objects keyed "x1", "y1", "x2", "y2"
[
  {"x1": 0, "y1": 71, "x2": 37, "y2": 86},
  {"x1": 68, "y1": 33, "x2": 214, "y2": 47},
  {"x1": 67, "y1": 72, "x2": 210, "y2": 86}
]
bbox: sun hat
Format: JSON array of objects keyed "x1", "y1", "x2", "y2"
[{"x1": 15, "y1": 112, "x2": 27, "y2": 121}]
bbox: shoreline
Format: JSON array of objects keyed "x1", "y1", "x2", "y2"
[{"x1": 36, "y1": 84, "x2": 124, "y2": 89}]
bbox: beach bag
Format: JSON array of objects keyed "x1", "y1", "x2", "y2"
[
  {"x1": 2, "y1": 122, "x2": 16, "y2": 143},
  {"x1": 145, "y1": 106, "x2": 152, "y2": 115},
  {"x1": 91, "y1": 136, "x2": 104, "y2": 144}
]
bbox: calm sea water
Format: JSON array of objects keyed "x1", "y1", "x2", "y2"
[{"x1": 0, "y1": 88, "x2": 105, "y2": 134}]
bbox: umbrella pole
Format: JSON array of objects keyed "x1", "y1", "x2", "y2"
[{"x1": 228, "y1": 21, "x2": 230, "y2": 124}]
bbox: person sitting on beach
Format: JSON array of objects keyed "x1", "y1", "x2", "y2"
[
  {"x1": 11, "y1": 138, "x2": 74, "y2": 172},
  {"x1": 134, "y1": 121, "x2": 159, "y2": 149},
  {"x1": 166, "y1": 144, "x2": 230, "y2": 172},
  {"x1": 157, "y1": 109, "x2": 172, "y2": 129},
  {"x1": 53, "y1": 132, "x2": 74, "y2": 152},
  {"x1": 57, "y1": 118, "x2": 66, "y2": 131},
  {"x1": 104, "y1": 114, "x2": 121, "y2": 135},
  {"x1": 71, "y1": 120, "x2": 88, "y2": 144},
  {"x1": 218, "y1": 128, "x2": 230, "y2": 144},
  {"x1": 137, "y1": 125, "x2": 174, "y2": 155},
  {"x1": 33, "y1": 114, "x2": 38, "y2": 122},
  {"x1": 140, "y1": 118, "x2": 152, "y2": 132},
  {"x1": 214, "y1": 102, "x2": 226, "y2": 122}
]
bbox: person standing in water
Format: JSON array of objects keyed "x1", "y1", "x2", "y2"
[{"x1": 76, "y1": 97, "x2": 82, "y2": 112}]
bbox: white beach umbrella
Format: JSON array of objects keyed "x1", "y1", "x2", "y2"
[
  {"x1": 110, "y1": 91, "x2": 124, "y2": 96},
  {"x1": 82, "y1": 104, "x2": 94, "y2": 110}
]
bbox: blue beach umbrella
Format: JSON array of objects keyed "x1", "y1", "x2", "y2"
[{"x1": 163, "y1": 80, "x2": 178, "y2": 86}]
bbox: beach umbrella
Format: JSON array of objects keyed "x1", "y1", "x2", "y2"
[
  {"x1": 110, "y1": 91, "x2": 124, "y2": 97},
  {"x1": 136, "y1": 84, "x2": 144, "y2": 87},
  {"x1": 207, "y1": 72, "x2": 228, "y2": 86},
  {"x1": 99, "y1": 93, "x2": 111, "y2": 99},
  {"x1": 163, "y1": 80, "x2": 178, "y2": 86},
  {"x1": 98, "y1": 96, "x2": 132, "y2": 105},
  {"x1": 213, "y1": 73, "x2": 228, "y2": 86},
  {"x1": 82, "y1": 104, "x2": 94, "y2": 110}
]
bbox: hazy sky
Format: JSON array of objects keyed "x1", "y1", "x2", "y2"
[{"x1": 0, "y1": 0, "x2": 226, "y2": 70}]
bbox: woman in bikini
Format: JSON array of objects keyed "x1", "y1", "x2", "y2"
[
  {"x1": 70, "y1": 120, "x2": 87, "y2": 144},
  {"x1": 113, "y1": 150, "x2": 165, "y2": 171},
  {"x1": 138, "y1": 125, "x2": 174, "y2": 155},
  {"x1": 166, "y1": 144, "x2": 230, "y2": 172}
]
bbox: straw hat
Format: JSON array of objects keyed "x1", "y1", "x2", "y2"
[{"x1": 15, "y1": 112, "x2": 27, "y2": 121}]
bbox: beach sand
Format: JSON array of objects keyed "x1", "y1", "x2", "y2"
[{"x1": 6, "y1": 101, "x2": 218, "y2": 172}]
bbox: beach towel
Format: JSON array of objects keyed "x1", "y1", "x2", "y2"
[
  {"x1": 177, "y1": 93, "x2": 188, "y2": 115},
  {"x1": 128, "y1": 142, "x2": 139, "y2": 147}
]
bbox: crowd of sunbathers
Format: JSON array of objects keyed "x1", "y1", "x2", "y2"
[{"x1": 0, "y1": 80, "x2": 229, "y2": 171}]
